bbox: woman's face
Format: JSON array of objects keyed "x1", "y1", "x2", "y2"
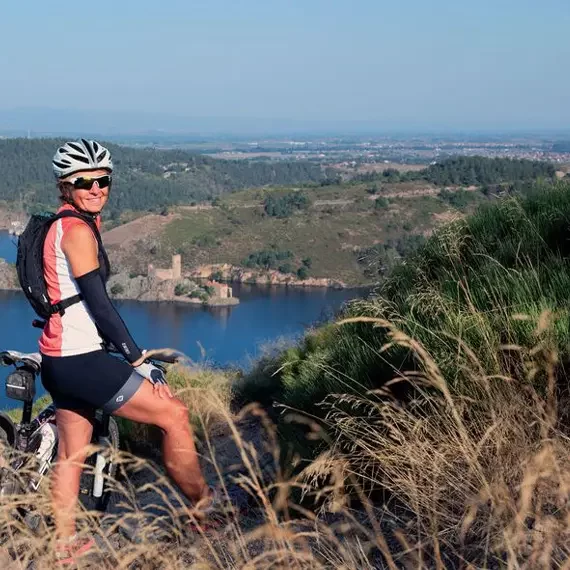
[{"x1": 60, "y1": 168, "x2": 111, "y2": 214}]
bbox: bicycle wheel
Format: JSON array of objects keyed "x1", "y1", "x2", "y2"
[
  {"x1": 0, "y1": 416, "x2": 21, "y2": 499},
  {"x1": 78, "y1": 416, "x2": 120, "y2": 512},
  {"x1": 0, "y1": 424, "x2": 11, "y2": 494}
]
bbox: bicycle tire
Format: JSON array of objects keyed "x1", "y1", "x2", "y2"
[
  {"x1": 0, "y1": 420, "x2": 21, "y2": 499},
  {"x1": 0, "y1": 424, "x2": 10, "y2": 490},
  {"x1": 78, "y1": 416, "x2": 120, "y2": 512}
]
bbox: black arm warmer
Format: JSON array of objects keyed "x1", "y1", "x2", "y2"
[{"x1": 75, "y1": 268, "x2": 143, "y2": 364}]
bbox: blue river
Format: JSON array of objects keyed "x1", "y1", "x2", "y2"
[{"x1": 0, "y1": 231, "x2": 366, "y2": 409}]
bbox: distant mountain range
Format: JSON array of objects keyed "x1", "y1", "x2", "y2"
[
  {"x1": 4, "y1": 107, "x2": 570, "y2": 141},
  {"x1": 0, "y1": 107, "x2": 394, "y2": 139}
]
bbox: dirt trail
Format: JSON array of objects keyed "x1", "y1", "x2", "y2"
[
  {"x1": 1, "y1": 411, "x2": 397, "y2": 569},
  {"x1": 97, "y1": 414, "x2": 275, "y2": 565},
  {"x1": 1, "y1": 415, "x2": 275, "y2": 569}
]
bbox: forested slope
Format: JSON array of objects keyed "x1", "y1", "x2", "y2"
[{"x1": 0, "y1": 138, "x2": 328, "y2": 216}]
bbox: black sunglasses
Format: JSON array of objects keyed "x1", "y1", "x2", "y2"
[{"x1": 67, "y1": 174, "x2": 112, "y2": 191}]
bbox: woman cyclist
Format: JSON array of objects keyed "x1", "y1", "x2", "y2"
[{"x1": 41, "y1": 139, "x2": 211, "y2": 563}]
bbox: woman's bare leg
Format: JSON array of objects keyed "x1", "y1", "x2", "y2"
[
  {"x1": 113, "y1": 381, "x2": 209, "y2": 502},
  {"x1": 52, "y1": 409, "x2": 94, "y2": 539}
]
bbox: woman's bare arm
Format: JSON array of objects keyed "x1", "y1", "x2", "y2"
[{"x1": 61, "y1": 222, "x2": 144, "y2": 365}]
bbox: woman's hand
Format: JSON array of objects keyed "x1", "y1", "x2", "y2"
[
  {"x1": 151, "y1": 382, "x2": 173, "y2": 400},
  {"x1": 133, "y1": 361, "x2": 173, "y2": 399}
]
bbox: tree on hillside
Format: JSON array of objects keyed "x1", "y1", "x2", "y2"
[
  {"x1": 243, "y1": 249, "x2": 293, "y2": 270},
  {"x1": 264, "y1": 192, "x2": 311, "y2": 218},
  {"x1": 424, "y1": 156, "x2": 555, "y2": 186}
]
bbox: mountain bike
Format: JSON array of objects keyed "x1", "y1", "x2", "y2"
[{"x1": 0, "y1": 348, "x2": 178, "y2": 531}]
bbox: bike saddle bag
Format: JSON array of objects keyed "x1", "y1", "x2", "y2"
[{"x1": 6, "y1": 367, "x2": 36, "y2": 403}]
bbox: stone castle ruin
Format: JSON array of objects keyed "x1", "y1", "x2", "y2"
[
  {"x1": 148, "y1": 254, "x2": 182, "y2": 281},
  {"x1": 148, "y1": 254, "x2": 233, "y2": 299}
]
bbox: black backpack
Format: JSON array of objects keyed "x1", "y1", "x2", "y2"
[{"x1": 16, "y1": 210, "x2": 110, "y2": 321}]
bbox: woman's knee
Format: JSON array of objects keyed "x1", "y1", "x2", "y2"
[{"x1": 156, "y1": 398, "x2": 189, "y2": 430}]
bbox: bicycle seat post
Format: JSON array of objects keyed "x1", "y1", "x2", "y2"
[{"x1": 22, "y1": 399, "x2": 33, "y2": 426}]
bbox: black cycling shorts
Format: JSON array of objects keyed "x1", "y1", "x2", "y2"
[{"x1": 41, "y1": 350, "x2": 145, "y2": 413}]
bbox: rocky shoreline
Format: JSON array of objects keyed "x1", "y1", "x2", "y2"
[
  {"x1": 0, "y1": 259, "x2": 350, "y2": 303},
  {"x1": 0, "y1": 260, "x2": 18, "y2": 290},
  {"x1": 189, "y1": 263, "x2": 347, "y2": 289},
  {"x1": 0, "y1": 209, "x2": 26, "y2": 233},
  {"x1": 106, "y1": 271, "x2": 239, "y2": 306}
]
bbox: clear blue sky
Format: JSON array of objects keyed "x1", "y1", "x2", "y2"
[{"x1": 1, "y1": 0, "x2": 569, "y2": 131}]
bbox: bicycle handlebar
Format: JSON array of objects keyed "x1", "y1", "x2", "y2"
[
  {"x1": 6, "y1": 340, "x2": 186, "y2": 370},
  {"x1": 104, "y1": 343, "x2": 185, "y2": 364},
  {"x1": 143, "y1": 348, "x2": 185, "y2": 364}
]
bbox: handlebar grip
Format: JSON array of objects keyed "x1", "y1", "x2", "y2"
[{"x1": 144, "y1": 349, "x2": 184, "y2": 364}]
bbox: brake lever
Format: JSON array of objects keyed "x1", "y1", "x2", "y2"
[{"x1": 148, "y1": 360, "x2": 167, "y2": 373}]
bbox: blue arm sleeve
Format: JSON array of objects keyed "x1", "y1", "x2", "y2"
[{"x1": 74, "y1": 268, "x2": 143, "y2": 364}]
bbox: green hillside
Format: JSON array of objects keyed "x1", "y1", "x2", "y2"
[
  {"x1": 230, "y1": 178, "x2": 570, "y2": 565},
  {"x1": 144, "y1": 179, "x2": 483, "y2": 285},
  {"x1": 111, "y1": 155, "x2": 559, "y2": 285},
  {"x1": 237, "y1": 177, "x2": 570, "y2": 412}
]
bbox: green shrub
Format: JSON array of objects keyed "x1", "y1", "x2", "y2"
[
  {"x1": 374, "y1": 196, "x2": 389, "y2": 210},
  {"x1": 439, "y1": 188, "x2": 475, "y2": 208},
  {"x1": 110, "y1": 283, "x2": 124, "y2": 295},
  {"x1": 243, "y1": 249, "x2": 293, "y2": 270},
  {"x1": 264, "y1": 192, "x2": 310, "y2": 218},
  {"x1": 174, "y1": 283, "x2": 189, "y2": 296}
]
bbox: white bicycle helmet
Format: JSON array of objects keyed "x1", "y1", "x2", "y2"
[{"x1": 52, "y1": 139, "x2": 113, "y2": 179}]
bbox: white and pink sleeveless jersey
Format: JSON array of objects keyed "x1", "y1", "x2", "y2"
[{"x1": 39, "y1": 205, "x2": 104, "y2": 357}]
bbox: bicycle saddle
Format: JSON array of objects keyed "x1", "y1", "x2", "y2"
[{"x1": 0, "y1": 351, "x2": 42, "y2": 372}]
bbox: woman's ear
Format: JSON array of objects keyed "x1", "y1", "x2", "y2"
[{"x1": 58, "y1": 181, "x2": 73, "y2": 204}]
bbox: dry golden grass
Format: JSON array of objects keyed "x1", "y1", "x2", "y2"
[
  {"x1": 0, "y1": 318, "x2": 569, "y2": 568},
  {"x1": 118, "y1": 361, "x2": 234, "y2": 447},
  {"x1": 305, "y1": 314, "x2": 570, "y2": 568}
]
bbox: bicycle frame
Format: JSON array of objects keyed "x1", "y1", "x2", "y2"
[
  {"x1": 2, "y1": 375, "x2": 113, "y2": 501},
  {"x1": 1, "y1": 346, "x2": 176, "y2": 509},
  {"x1": 0, "y1": 401, "x2": 59, "y2": 496}
]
